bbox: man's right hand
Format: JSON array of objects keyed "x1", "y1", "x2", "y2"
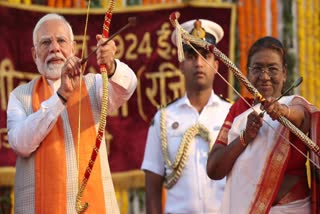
[{"x1": 57, "y1": 56, "x2": 83, "y2": 100}]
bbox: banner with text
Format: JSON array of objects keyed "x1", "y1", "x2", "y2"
[{"x1": 0, "y1": 2, "x2": 235, "y2": 173}]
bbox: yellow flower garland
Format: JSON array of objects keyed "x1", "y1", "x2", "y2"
[
  {"x1": 297, "y1": 0, "x2": 306, "y2": 97},
  {"x1": 297, "y1": 0, "x2": 320, "y2": 107},
  {"x1": 315, "y1": 0, "x2": 320, "y2": 108},
  {"x1": 160, "y1": 108, "x2": 212, "y2": 189},
  {"x1": 306, "y1": 0, "x2": 314, "y2": 103}
]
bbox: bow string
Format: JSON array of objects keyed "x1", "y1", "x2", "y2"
[
  {"x1": 169, "y1": 12, "x2": 320, "y2": 165},
  {"x1": 75, "y1": 0, "x2": 115, "y2": 213}
]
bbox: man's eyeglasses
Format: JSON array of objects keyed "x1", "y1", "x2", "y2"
[
  {"x1": 248, "y1": 65, "x2": 283, "y2": 77},
  {"x1": 36, "y1": 37, "x2": 70, "y2": 50}
]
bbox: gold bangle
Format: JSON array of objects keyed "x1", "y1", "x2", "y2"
[
  {"x1": 282, "y1": 104, "x2": 291, "y2": 118},
  {"x1": 240, "y1": 129, "x2": 247, "y2": 147},
  {"x1": 286, "y1": 105, "x2": 291, "y2": 118}
]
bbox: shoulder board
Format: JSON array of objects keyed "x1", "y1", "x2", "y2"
[
  {"x1": 219, "y1": 94, "x2": 233, "y2": 104},
  {"x1": 150, "y1": 98, "x2": 180, "y2": 126},
  {"x1": 157, "y1": 98, "x2": 180, "y2": 110}
]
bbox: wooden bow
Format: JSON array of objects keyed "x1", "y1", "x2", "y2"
[
  {"x1": 169, "y1": 12, "x2": 320, "y2": 160},
  {"x1": 75, "y1": 0, "x2": 115, "y2": 213}
]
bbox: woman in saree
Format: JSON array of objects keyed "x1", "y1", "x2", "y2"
[{"x1": 207, "y1": 36, "x2": 320, "y2": 214}]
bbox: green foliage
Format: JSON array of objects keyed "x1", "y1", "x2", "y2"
[
  {"x1": 90, "y1": 0, "x2": 102, "y2": 8},
  {"x1": 282, "y1": 0, "x2": 296, "y2": 95},
  {"x1": 0, "y1": 187, "x2": 12, "y2": 214}
]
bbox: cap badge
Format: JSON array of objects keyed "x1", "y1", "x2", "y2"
[{"x1": 190, "y1": 20, "x2": 206, "y2": 40}]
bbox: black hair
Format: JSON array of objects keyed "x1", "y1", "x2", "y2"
[{"x1": 246, "y1": 36, "x2": 287, "y2": 68}]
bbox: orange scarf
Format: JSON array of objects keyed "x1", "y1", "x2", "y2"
[{"x1": 32, "y1": 76, "x2": 106, "y2": 213}]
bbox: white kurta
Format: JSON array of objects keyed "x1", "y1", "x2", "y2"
[{"x1": 141, "y1": 92, "x2": 231, "y2": 214}]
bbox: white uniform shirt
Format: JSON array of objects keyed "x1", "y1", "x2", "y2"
[
  {"x1": 7, "y1": 59, "x2": 137, "y2": 157},
  {"x1": 141, "y1": 91, "x2": 231, "y2": 214}
]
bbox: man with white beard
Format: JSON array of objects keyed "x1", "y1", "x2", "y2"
[{"x1": 6, "y1": 13, "x2": 137, "y2": 214}]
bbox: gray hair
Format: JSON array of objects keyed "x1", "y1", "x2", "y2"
[{"x1": 33, "y1": 13, "x2": 74, "y2": 46}]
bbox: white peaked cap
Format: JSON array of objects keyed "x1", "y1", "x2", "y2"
[{"x1": 171, "y1": 19, "x2": 224, "y2": 46}]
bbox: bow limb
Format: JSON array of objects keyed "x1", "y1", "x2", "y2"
[
  {"x1": 169, "y1": 12, "x2": 320, "y2": 161},
  {"x1": 74, "y1": 0, "x2": 91, "y2": 212},
  {"x1": 75, "y1": 1, "x2": 115, "y2": 213}
]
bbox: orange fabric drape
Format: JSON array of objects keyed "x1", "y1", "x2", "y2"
[
  {"x1": 238, "y1": 0, "x2": 277, "y2": 98},
  {"x1": 48, "y1": 0, "x2": 86, "y2": 8},
  {"x1": 253, "y1": 0, "x2": 260, "y2": 42},
  {"x1": 33, "y1": 76, "x2": 106, "y2": 213},
  {"x1": 260, "y1": 0, "x2": 267, "y2": 36},
  {"x1": 238, "y1": 0, "x2": 251, "y2": 97},
  {"x1": 271, "y1": 0, "x2": 278, "y2": 38}
]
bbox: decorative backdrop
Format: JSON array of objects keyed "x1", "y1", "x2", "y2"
[{"x1": 0, "y1": 1, "x2": 235, "y2": 184}]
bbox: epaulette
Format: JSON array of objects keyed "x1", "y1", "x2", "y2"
[
  {"x1": 219, "y1": 94, "x2": 233, "y2": 104},
  {"x1": 156, "y1": 98, "x2": 180, "y2": 110},
  {"x1": 150, "y1": 98, "x2": 180, "y2": 126},
  {"x1": 150, "y1": 98, "x2": 181, "y2": 127}
]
